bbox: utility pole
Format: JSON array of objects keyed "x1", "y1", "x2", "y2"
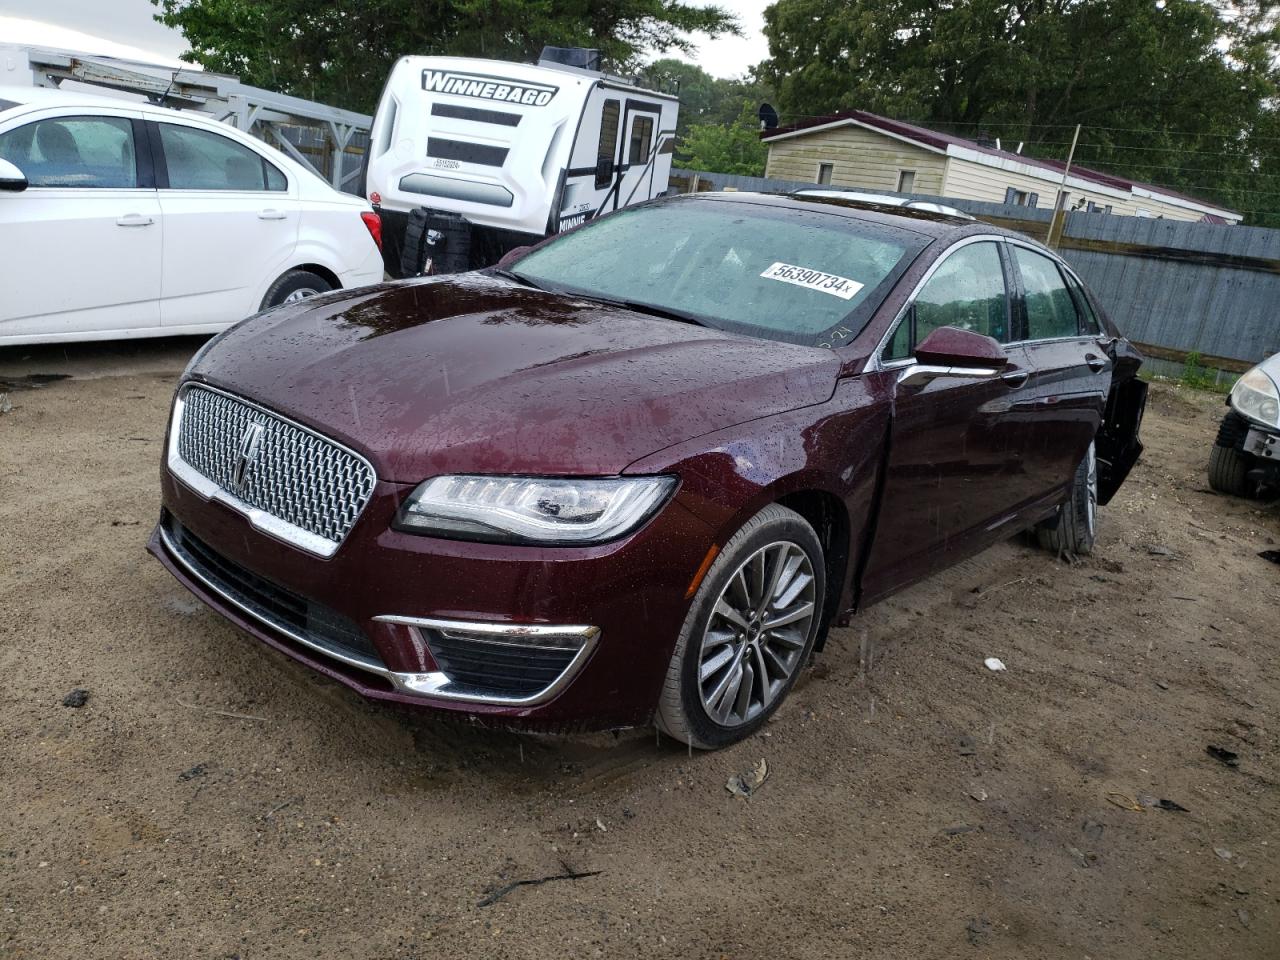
[{"x1": 1048, "y1": 123, "x2": 1081, "y2": 249}]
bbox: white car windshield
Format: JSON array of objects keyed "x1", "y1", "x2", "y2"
[{"x1": 511, "y1": 198, "x2": 929, "y2": 347}]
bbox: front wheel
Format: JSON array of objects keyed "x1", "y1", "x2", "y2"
[
  {"x1": 1208, "y1": 412, "x2": 1254, "y2": 497},
  {"x1": 1037, "y1": 440, "x2": 1098, "y2": 557},
  {"x1": 656, "y1": 504, "x2": 826, "y2": 749}
]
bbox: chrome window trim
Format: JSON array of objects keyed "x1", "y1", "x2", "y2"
[
  {"x1": 166, "y1": 382, "x2": 378, "y2": 559},
  {"x1": 864, "y1": 233, "x2": 1012, "y2": 373},
  {"x1": 159, "y1": 519, "x2": 598, "y2": 707}
]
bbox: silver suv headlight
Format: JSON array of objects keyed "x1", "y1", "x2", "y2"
[
  {"x1": 393, "y1": 475, "x2": 676, "y2": 544},
  {"x1": 1230, "y1": 366, "x2": 1280, "y2": 428}
]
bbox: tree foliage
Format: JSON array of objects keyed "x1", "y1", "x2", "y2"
[
  {"x1": 636, "y1": 58, "x2": 772, "y2": 161},
  {"x1": 681, "y1": 102, "x2": 769, "y2": 175},
  {"x1": 153, "y1": 0, "x2": 739, "y2": 115},
  {"x1": 759, "y1": 0, "x2": 1280, "y2": 224}
]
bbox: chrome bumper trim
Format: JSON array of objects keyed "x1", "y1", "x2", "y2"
[
  {"x1": 372, "y1": 616, "x2": 600, "y2": 706},
  {"x1": 159, "y1": 522, "x2": 597, "y2": 707}
]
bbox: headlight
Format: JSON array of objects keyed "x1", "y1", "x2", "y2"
[
  {"x1": 394, "y1": 475, "x2": 677, "y2": 544},
  {"x1": 1230, "y1": 367, "x2": 1280, "y2": 428}
]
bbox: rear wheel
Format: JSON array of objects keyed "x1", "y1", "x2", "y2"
[
  {"x1": 260, "y1": 269, "x2": 333, "y2": 310},
  {"x1": 1208, "y1": 412, "x2": 1254, "y2": 497},
  {"x1": 656, "y1": 504, "x2": 825, "y2": 749},
  {"x1": 1037, "y1": 440, "x2": 1098, "y2": 558}
]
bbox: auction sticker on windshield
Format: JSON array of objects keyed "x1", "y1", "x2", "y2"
[{"x1": 759, "y1": 262, "x2": 865, "y2": 300}]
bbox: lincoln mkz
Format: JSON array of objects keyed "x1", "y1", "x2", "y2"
[{"x1": 150, "y1": 193, "x2": 1147, "y2": 748}]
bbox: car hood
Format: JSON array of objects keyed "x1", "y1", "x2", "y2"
[{"x1": 189, "y1": 274, "x2": 840, "y2": 481}]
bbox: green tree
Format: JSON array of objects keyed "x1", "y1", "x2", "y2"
[
  {"x1": 153, "y1": 0, "x2": 739, "y2": 114},
  {"x1": 636, "y1": 58, "x2": 774, "y2": 160},
  {"x1": 758, "y1": 0, "x2": 1280, "y2": 224},
  {"x1": 681, "y1": 102, "x2": 768, "y2": 175}
]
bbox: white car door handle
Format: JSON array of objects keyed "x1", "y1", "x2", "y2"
[
  {"x1": 258, "y1": 209, "x2": 288, "y2": 220},
  {"x1": 116, "y1": 214, "x2": 155, "y2": 227}
]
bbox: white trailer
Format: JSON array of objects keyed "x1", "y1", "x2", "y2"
[{"x1": 364, "y1": 48, "x2": 679, "y2": 275}]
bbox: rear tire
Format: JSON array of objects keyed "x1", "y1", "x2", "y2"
[
  {"x1": 1208, "y1": 413, "x2": 1254, "y2": 497},
  {"x1": 656, "y1": 504, "x2": 826, "y2": 750},
  {"x1": 260, "y1": 270, "x2": 333, "y2": 310},
  {"x1": 1037, "y1": 440, "x2": 1098, "y2": 558}
]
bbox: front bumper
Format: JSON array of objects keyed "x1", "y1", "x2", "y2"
[
  {"x1": 150, "y1": 463, "x2": 714, "y2": 729},
  {"x1": 1244, "y1": 423, "x2": 1279, "y2": 461}
]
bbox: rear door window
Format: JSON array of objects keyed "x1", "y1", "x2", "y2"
[
  {"x1": 0, "y1": 115, "x2": 137, "y2": 188},
  {"x1": 158, "y1": 123, "x2": 286, "y2": 191},
  {"x1": 1014, "y1": 246, "x2": 1080, "y2": 339},
  {"x1": 1063, "y1": 270, "x2": 1101, "y2": 334},
  {"x1": 883, "y1": 241, "x2": 1009, "y2": 360}
]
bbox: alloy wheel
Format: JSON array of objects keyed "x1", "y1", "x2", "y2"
[
  {"x1": 1084, "y1": 442, "x2": 1098, "y2": 538},
  {"x1": 283, "y1": 287, "x2": 321, "y2": 303},
  {"x1": 698, "y1": 540, "x2": 817, "y2": 728}
]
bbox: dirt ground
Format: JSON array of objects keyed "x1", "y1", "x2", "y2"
[{"x1": 1, "y1": 339, "x2": 1277, "y2": 960}]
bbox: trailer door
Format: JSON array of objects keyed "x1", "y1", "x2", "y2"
[{"x1": 616, "y1": 102, "x2": 661, "y2": 207}]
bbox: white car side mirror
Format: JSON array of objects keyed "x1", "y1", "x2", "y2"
[{"x1": 0, "y1": 158, "x2": 29, "y2": 192}]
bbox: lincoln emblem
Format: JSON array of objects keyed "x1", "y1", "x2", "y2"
[{"x1": 232, "y1": 421, "x2": 265, "y2": 492}]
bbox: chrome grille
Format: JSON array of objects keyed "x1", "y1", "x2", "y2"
[{"x1": 174, "y1": 385, "x2": 376, "y2": 550}]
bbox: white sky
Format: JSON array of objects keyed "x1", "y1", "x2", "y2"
[{"x1": 0, "y1": 0, "x2": 771, "y2": 79}]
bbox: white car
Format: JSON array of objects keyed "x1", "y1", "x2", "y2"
[
  {"x1": 792, "y1": 188, "x2": 975, "y2": 220},
  {"x1": 0, "y1": 86, "x2": 384, "y2": 346}
]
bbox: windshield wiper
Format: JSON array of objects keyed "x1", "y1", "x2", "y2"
[
  {"x1": 576, "y1": 294, "x2": 707, "y2": 327},
  {"x1": 490, "y1": 267, "x2": 546, "y2": 290}
]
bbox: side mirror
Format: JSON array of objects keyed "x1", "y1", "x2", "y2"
[
  {"x1": 497, "y1": 245, "x2": 533, "y2": 270},
  {"x1": 0, "y1": 158, "x2": 28, "y2": 193},
  {"x1": 899, "y1": 326, "x2": 1007, "y2": 387}
]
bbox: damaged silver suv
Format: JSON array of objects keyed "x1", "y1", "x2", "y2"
[{"x1": 1209, "y1": 351, "x2": 1280, "y2": 496}]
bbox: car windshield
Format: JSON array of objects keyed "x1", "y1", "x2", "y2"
[{"x1": 511, "y1": 198, "x2": 928, "y2": 347}]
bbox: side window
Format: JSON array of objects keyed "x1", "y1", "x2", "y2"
[
  {"x1": 596, "y1": 100, "x2": 619, "y2": 188},
  {"x1": 0, "y1": 115, "x2": 137, "y2": 188},
  {"x1": 1015, "y1": 247, "x2": 1080, "y2": 339},
  {"x1": 628, "y1": 115, "x2": 654, "y2": 165},
  {"x1": 1064, "y1": 271, "x2": 1101, "y2": 334},
  {"x1": 883, "y1": 241, "x2": 1008, "y2": 361},
  {"x1": 158, "y1": 123, "x2": 284, "y2": 191}
]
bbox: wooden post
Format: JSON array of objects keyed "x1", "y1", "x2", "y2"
[{"x1": 1048, "y1": 124, "x2": 1081, "y2": 248}]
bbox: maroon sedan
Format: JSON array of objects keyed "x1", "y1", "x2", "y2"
[{"x1": 149, "y1": 192, "x2": 1146, "y2": 748}]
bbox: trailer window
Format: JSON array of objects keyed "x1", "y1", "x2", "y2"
[
  {"x1": 628, "y1": 116, "x2": 654, "y2": 165},
  {"x1": 596, "y1": 100, "x2": 619, "y2": 188}
]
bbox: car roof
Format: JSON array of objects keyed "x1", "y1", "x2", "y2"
[
  {"x1": 0, "y1": 84, "x2": 143, "y2": 112},
  {"x1": 676, "y1": 191, "x2": 1014, "y2": 241}
]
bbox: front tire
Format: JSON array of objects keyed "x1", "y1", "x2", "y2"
[
  {"x1": 1037, "y1": 440, "x2": 1098, "y2": 558},
  {"x1": 656, "y1": 504, "x2": 826, "y2": 749},
  {"x1": 1208, "y1": 412, "x2": 1254, "y2": 497},
  {"x1": 260, "y1": 269, "x2": 333, "y2": 310}
]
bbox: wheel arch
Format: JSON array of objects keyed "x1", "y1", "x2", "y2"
[{"x1": 774, "y1": 488, "x2": 850, "y2": 653}]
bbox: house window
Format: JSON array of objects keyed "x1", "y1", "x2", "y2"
[
  {"x1": 817, "y1": 162, "x2": 834, "y2": 185},
  {"x1": 897, "y1": 170, "x2": 915, "y2": 193},
  {"x1": 1002, "y1": 187, "x2": 1039, "y2": 208}
]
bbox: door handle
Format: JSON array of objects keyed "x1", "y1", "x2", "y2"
[
  {"x1": 257, "y1": 209, "x2": 288, "y2": 220},
  {"x1": 1085, "y1": 353, "x2": 1108, "y2": 373},
  {"x1": 115, "y1": 214, "x2": 154, "y2": 227},
  {"x1": 1000, "y1": 369, "x2": 1030, "y2": 388}
]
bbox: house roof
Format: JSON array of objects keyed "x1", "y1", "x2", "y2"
[{"x1": 761, "y1": 108, "x2": 1240, "y2": 220}]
